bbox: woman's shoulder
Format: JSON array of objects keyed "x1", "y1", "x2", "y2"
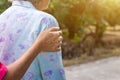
[
  {"x1": 33, "y1": 10, "x2": 58, "y2": 26},
  {"x1": 34, "y1": 10, "x2": 57, "y2": 21}
]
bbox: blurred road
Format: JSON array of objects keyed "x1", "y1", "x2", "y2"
[{"x1": 65, "y1": 57, "x2": 120, "y2": 80}]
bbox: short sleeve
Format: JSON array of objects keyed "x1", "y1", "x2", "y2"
[
  {"x1": 0, "y1": 62, "x2": 7, "y2": 80},
  {"x1": 39, "y1": 15, "x2": 59, "y2": 32},
  {"x1": 31, "y1": 13, "x2": 59, "y2": 41}
]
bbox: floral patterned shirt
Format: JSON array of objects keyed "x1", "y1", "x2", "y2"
[{"x1": 0, "y1": 1, "x2": 66, "y2": 80}]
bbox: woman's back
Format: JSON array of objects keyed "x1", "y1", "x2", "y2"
[{"x1": 0, "y1": 1, "x2": 66, "y2": 80}]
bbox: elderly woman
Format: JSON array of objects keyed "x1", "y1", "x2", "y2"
[{"x1": 0, "y1": 0, "x2": 66, "y2": 80}]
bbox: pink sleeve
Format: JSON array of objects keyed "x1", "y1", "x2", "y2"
[{"x1": 0, "y1": 62, "x2": 7, "y2": 80}]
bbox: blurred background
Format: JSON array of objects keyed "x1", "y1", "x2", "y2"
[{"x1": 1, "y1": 0, "x2": 120, "y2": 67}]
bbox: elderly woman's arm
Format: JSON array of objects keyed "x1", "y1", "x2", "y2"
[{"x1": 2, "y1": 27, "x2": 62, "y2": 80}]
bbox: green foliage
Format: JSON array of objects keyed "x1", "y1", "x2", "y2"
[
  {"x1": 0, "y1": 0, "x2": 11, "y2": 13},
  {"x1": 49, "y1": 0, "x2": 120, "y2": 42},
  {"x1": 49, "y1": 0, "x2": 120, "y2": 57}
]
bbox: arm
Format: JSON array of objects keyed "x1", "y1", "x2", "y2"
[
  {"x1": 2, "y1": 27, "x2": 62, "y2": 80},
  {"x1": 3, "y1": 44, "x2": 40, "y2": 80}
]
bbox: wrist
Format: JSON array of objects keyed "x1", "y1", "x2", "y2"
[{"x1": 31, "y1": 41, "x2": 42, "y2": 54}]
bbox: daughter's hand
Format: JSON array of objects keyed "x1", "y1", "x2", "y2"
[{"x1": 32, "y1": 27, "x2": 63, "y2": 53}]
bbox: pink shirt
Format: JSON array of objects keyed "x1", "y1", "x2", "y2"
[{"x1": 0, "y1": 62, "x2": 7, "y2": 80}]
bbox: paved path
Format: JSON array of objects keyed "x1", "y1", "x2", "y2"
[{"x1": 65, "y1": 57, "x2": 120, "y2": 80}]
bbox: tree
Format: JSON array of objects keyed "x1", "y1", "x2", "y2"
[{"x1": 49, "y1": 0, "x2": 120, "y2": 57}]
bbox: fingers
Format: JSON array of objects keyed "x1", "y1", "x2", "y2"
[
  {"x1": 58, "y1": 31, "x2": 62, "y2": 36},
  {"x1": 49, "y1": 36, "x2": 63, "y2": 52},
  {"x1": 53, "y1": 36, "x2": 63, "y2": 45},
  {"x1": 58, "y1": 36, "x2": 63, "y2": 42},
  {"x1": 49, "y1": 27, "x2": 60, "y2": 31},
  {"x1": 50, "y1": 30, "x2": 62, "y2": 37},
  {"x1": 40, "y1": 27, "x2": 63, "y2": 52},
  {"x1": 55, "y1": 37, "x2": 63, "y2": 51},
  {"x1": 52, "y1": 45, "x2": 61, "y2": 52}
]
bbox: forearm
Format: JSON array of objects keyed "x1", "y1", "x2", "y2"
[
  {"x1": 1, "y1": 26, "x2": 62, "y2": 80},
  {"x1": 3, "y1": 45, "x2": 41, "y2": 80}
]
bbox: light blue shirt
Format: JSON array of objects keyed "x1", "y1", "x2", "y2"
[{"x1": 0, "y1": 1, "x2": 66, "y2": 80}]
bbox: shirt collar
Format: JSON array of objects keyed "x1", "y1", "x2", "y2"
[{"x1": 12, "y1": 0, "x2": 36, "y2": 9}]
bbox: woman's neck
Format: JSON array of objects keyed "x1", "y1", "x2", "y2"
[{"x1": 28, "y1": 0, "x2": 41, "y2": 10}]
